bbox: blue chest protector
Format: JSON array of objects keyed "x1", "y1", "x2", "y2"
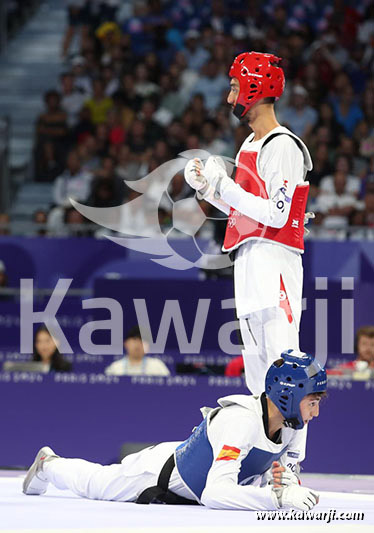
[{"x1": 175, "y1": 413, "x2": 288, "y2": 500}]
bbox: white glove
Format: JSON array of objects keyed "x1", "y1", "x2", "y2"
[
  {"x1": 184, "y1": 158, "x2": 209, "y2": 195},
  {"x1": 304, "y1": 211, "x2": 315, "y2": 236},
  {"x1": 273, "y1": 484, "x2": 319, "y2": 511},
  {"x1": 204, "y1": 155, "x2": 231, "y2": 198}
]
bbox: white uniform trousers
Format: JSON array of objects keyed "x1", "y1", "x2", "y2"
[
  {"x1": 240, "y1": 306, "x2": 300, "y2": 396},
  {"x1": 44, "y1": 442, "x2": 191, "y2": 502}
]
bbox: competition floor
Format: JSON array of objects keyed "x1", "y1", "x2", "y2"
[{"x1": 2, "y1": 471, "x2": 374, "y2": 532}]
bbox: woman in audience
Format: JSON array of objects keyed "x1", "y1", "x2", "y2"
[{"x1": 32, "y1": 326, "x2": 72, "y2": 373}]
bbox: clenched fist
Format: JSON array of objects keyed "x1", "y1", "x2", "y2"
[
  {"x1": 273, "y1": 484, "x2": 319, "y2": 511},
  {"x1": 184, "y1": 158, "x2": 208, "y2": 195}
]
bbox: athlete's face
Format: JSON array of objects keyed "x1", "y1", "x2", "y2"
[
  {"x1": 227, "y1": 78, "x2": 240, "y2": 108},
  {"x1": 299, "y1": 395, "x2": 321, "y2": 425}
]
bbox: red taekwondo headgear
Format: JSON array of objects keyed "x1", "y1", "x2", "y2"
[{"x1": 229, "y1": 52, "x2": 285, "y2": 119}]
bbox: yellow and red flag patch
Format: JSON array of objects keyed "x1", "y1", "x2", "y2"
[{"x1": 216, "y1": 445, "x2": 241, "y2": 461}]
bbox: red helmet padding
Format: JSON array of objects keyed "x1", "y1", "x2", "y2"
[{"x1": 229, "y1": 52, "x2": 285, "y2": 118}]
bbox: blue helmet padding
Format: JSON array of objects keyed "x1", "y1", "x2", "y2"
[{"x1": 265, "y1": 350, "x2": 327, "y2": 430}]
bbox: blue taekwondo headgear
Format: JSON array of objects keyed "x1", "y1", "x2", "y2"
[{"x1": 265, "y1": 350, "x2": 327, "y2": 430}]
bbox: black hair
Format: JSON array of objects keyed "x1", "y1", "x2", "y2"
[
  {"x1": 44, "y1": 89, "x2": 60, "y2": 103},
  {"x1": 124, "y1": 326, "x2": 142, "y2": 341},
  {"x1": 33, "y1": 325, "x2": 72, "y2": 372},
  {"x1": 334, "y1": 152, "x2": 353, "y2": 173}
]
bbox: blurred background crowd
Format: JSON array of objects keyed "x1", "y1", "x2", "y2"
[{"x1": 1, "y1": 0, "x2": 374, "y2": 240}]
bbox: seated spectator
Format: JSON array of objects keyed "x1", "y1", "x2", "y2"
[
  {"x1": 93, "y1": 155, "x2": 116, "y2": 180},
  {"x1": 134, "y1": 63, "x2": 160, "y2": 99},
  {"x1": 71, "y1": 55, "x2": 92, "y2": 97},
  {"x1": 174, "y1": 52, "x2": 199, "y2": 105},
  {"x1": 95, "y1": 21, "x2": 122, "y2": 63},
  {"x1": 113, "y1": 72, "x2": 143, "y2": 115},
  {"x1": 168, "y1": 172, "x2": 191, "y2": 202},
  {"x1": 313, "y1": 102, "x2": 345, "y2": 147},
  {"x1": 308, "y1": 143, "x2": 332, "y2": 193},
  {"x1": 356, "y1": 121, "x2": 374, "y2": 162},
  {"x1": 87, "y1": 177, "x2": 123, "y2": 208},
  {"x1": 278, "y1": 84, "x2": 318, "y2": 139},
  {"x1": 53, "y1": 149, "x2": 93, "y2": 206},
  {"x1": 70, "y1": 106, "x2": 95, "y2": 145},
  {"x1": 84, "y1": 78, "x2": 114, "y2": 125},
  {"x1": 76, "y1": 136, "x2": 100, "y2": 172},
  {"x1": 144, "y1": 52, "x2": 162, "y2": 84},
  {"x1": 33, "y1": 210, "x2": 48, "y2": 236},
  {"x1": 127, "y1": 119, "x2": 148, "y2": 155},
  {"x1": 106, "y1": 109, "x2": 126, "y2": 146},
  {"x1": 153, "y1": 139, "x2": 171, "y2": 165},
  {"x1": 350, "y1": 179, "x2": 374, "y2": 227},
  {"x1": 314, "y1": 170, "x2": 358, "y2": 229},
  {"x1": 34, "y1": 141, "x2": 64, "y2": 182},
  {"x1": 332, "y1": 83, "x2": 363, "y2": 137},
  {"x1": 360, "y1": 166, "x2": 374, "y2": 198},
  {"x1": 115, "y1": 145, "x2": 140, "y2": 182},
  {"x1": 61, "y1": 1, "x2": 89, "y2": 59},
  {"x1": 119, "y1": 189, "x2": 158, "y2": 237},
  {"x1": 0, "y1": 260, "x2": 8, "y2": 289},
  {"x1": 140, "y1": 99, "x2": 165, "y2": 145},
  {"x1": 165, "y1": 121, "x2": 186, "y2": 157},
  {"x1": 64, "y1": 207, "x2": 91, "y2": 237},
  {"x1": 35, "y1": 90, "x2": 68, "y2": 164},
  {"x1": 329, "y1": 326, "x2": 374, "y2": 373},
  {"x1": 154, "y1": 73, "x2": 186, "y2": 125},
  {"x1": 225, "y1": 355, "x2": 244, "y2": 377},
  {"x1": 33, "y1": 325, "x2": 72, "y2": 372},
  {"x1": 60, "y1": 72, "x2": 86, "y2": 128},
  {"x1": 0, "y1": 213, "x2": 10, "y2": 235},
  {"x1": 200, "y1": 119, "x2": 229, "y2": 156},
  {"x1": 191, "y1": 59, "x2": 227, "y2": 112},
  {"x1": 104, "y1": 326, "x2": 170, "y2": 376},
  {"x1": 336, "y1": 135, "x2": 367, "y2": 177},
  {"x1": 95, "y1": 123, "x2": 110, "y2": 158},
  {"x1": 101, "y1": 64, "x2": 120, "y2": 97},
  {"x1": 319, "y1": 155, "x2": 360, "y2": 198},
  {"x1": 181, "y1": 29, "x2": 210, "y2": 72}
]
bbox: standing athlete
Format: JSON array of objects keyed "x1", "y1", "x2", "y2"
[
  {"x1": 185, "y1": 52, "x2": 313, "y2": 395},
  {"x1": 23, "y1": 351, "x2": 326, "y2": 512}
]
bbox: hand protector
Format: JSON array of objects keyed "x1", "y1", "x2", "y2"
[
  {"x1": 304, "y1": 211, "x2": 315, "y2": 236},
  {"x1": 204, "y1": 155, "x2": 231, "y2": 198},
  {"x1": 273, "y1": 484, "x2": 319, "y2": 511},
  {"x1": 270, "y1": 467, "x2": 300, "y2": 487},
  {"x1": 184, "y1": 158, "x2": 209, "y2": 195}
]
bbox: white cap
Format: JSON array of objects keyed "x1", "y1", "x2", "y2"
[{"x1": 0, "y1": 260, "x2": 5, "y2": 272}]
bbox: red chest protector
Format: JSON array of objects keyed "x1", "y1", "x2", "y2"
[{"x1": 222, "y1": 135, "x2": 309, "y2": 253}]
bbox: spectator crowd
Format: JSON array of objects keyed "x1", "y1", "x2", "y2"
[{"x1": 1, "y1": 0, "x2": 374, "y2": 239}]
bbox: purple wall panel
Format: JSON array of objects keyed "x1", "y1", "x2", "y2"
[{"x1": 0, "y1": 374, "x2": 372, "y2": 475}]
